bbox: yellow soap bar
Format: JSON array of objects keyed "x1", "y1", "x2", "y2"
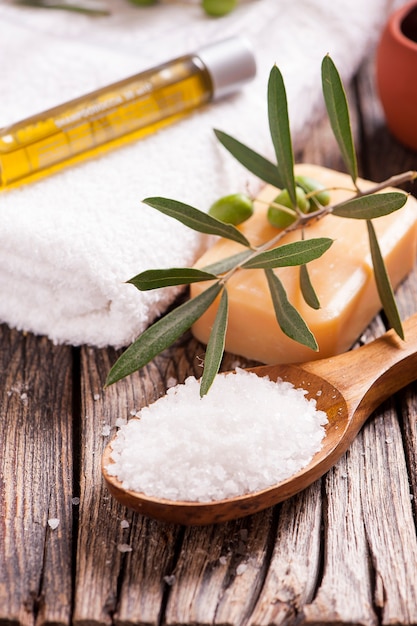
[{"x1": 191, "y1": 164, "x2": 417, "y2": 364}]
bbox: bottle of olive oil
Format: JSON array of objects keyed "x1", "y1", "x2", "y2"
[{"x1": 0, "y1": 37, "x2": 255, "y2": 189}]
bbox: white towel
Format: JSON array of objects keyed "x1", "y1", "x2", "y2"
[{"x1": 0, "y1": 0, "x2": 405, "y2": 348}]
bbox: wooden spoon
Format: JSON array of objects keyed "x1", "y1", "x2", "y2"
[{"x1": 102, "y1": 312, "x2": 417, "y2": 526}]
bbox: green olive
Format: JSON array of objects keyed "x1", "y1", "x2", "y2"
[
  {"x1": 295, "y1": 175, "x2": 331, "y2": 207},
  {"x1": 267, "y1": 204, "x2": 296, "y2": 228},
  {"x1": 267, "y1": 187, "x2": 309, "y2": 228},
  {"x1": 202, "y1": 0, "x2": 237, "y2": 16},
  {"x1": 208, "y1": 193, "x2": 254, "y2": 225}
]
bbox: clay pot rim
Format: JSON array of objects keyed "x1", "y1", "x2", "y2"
[{"x1": 389, "y1": 0, "x2": 417, "y2": 52}]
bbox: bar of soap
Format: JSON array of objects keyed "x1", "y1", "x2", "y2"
[{"x1": 191, "y1": 165, "x2": 417, "y2": 364}]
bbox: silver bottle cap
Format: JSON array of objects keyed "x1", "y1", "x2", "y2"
[{"x1": 196, "y1": 36, "x2": 257, "y2": 100}]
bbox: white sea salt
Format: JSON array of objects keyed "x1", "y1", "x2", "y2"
[
  {"x1": 48, "y1": 518, "x2": 60, "y2": 530},
  {"x1": 117, "y1": 543, "x2": 133, "y2": 553},
  {"x1": 163, "y1": 574, "x2": 176, "y2": 586},
  {"x1": 107, "y1": 369, "x2": 328, "y2": 503},
  {"x1": 101, "y1": 424, "x2": 111, "y2": 437}
]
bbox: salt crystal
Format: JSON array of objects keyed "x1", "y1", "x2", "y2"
[
  {"x1": 72, "y1": 497, "x2": 80, "y2": 505},
  {"x1": 117, "y1": 543, "x2": 132, "y2": 553},
  {"x1": 120, "y1": 519, "x2": 129, "y2": 529},
  {"x1": 93, "y1": 393, "x2": 100, "y2": 401},
  {"x1": 101, "y1": 425, "x2": 111, "y2": 437},
  {"x1": 219, "y1": 556, "x2": 228, "y2": 565},
  {"x1": 236, "y1": 563, "x2": 248, "y2": 575},
  {"x1": 48, "y1": 518, "x2": 60, "y2": 530},
  {"x1": 107, "y1": 369, "x2": 328, "y2": 503},
  {"x1": 163, "y1": 574, "x2": 176, "y2": 586}
]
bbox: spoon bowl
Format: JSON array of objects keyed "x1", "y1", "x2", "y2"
[{"x1": 102, "y1": 312, "x2": 417, "y2": 525}]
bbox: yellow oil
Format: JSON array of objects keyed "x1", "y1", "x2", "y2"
[{"x1": 0, "y1": 56, "x2": 212, "y2": 190}]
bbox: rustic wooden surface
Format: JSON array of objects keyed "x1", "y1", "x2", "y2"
[{"x1": 1, "y1": 56, "x2": 417, "y2": 626}]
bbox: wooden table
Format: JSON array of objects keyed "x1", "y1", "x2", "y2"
[{"x1": 1, "y1": 56, "x2": 417, "y2": 626}]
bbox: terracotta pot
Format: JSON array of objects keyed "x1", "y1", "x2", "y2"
[{"x1": 376, "y1": 0, "x2": 417, "y2": 151}]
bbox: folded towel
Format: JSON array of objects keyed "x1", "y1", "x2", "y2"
[{"x1": 0, "y1": 0, "x2": 405, "y2": 348}]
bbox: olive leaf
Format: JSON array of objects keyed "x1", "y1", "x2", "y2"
[
  {"x1": 332, "y1": 191, "x2": 407, "y2": 219},
  {"x1": 367, "y1": 220, "x2": 404, "y2": 339},
  {"x1": 213, "y1": 129, "x2": 283, "y2": 188},
  {"x1": 268, "y1": 65, "x2": 296, "y2": 207},
  {"x1": 15, "y1": 0, "x2": 110, "y2": 14},
  {"x1": 202, "y1": 249, "x2": 254, "y2": 275},
  {"x1": 143, "y1": 197, "x2": 251, "y2": 248},
  {"x1": 199, "y1": 288, "x2": 229, "y2": 397},
  {"x1": 321, "y1": 55, "x2": 358, "y2": 184},
  {"x1": 128, "y1": 267, "x2": 217, "y2": 291},
  {"x1": 265, "y1": 269, "x2": 318, "y2": 351},
  {"x1": 241, "y1": 238, "x2": 333, "y2": 269},
  {"x1": 300, "y1": 264, "x2": 321, "y2": 309},
  {"x1": 105, "y1": 282, "x2": 223, "y2": 386}
]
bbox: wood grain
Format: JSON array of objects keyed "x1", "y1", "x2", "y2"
[
  {"x1": 248, "y1": 483, "x2": 322, "y2": 625},
  {"x1": 302, "y1": 436, "x2": 377, "y2": 626},
  {"x1": 73, "y1": 345, "x2": 184, "y2": 625},
  {"x1": 0, "y1": 327, "x2": 73, "y2": 626},
  {"x1": 164, "y1": 511, "x2": 274, "y2": 625},
  {"x1": 360, "y1": 402, "x2": 417, "y2": 624}
]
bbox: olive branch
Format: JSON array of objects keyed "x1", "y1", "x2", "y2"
[{"x1": 106, "y1": 55, "x2": 416, "y2": 395}]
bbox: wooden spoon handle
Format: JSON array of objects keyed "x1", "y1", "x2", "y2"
[{"x1": 301, "y1": 312, "x2": 417, "y2": 419}]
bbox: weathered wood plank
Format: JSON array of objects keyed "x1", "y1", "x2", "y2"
[
  {"x1": 302, "y1": 435, "x2": 378, "y2": 626},
  {"x1": 248, "y1": 483, "x2": 322, "y2": 626},
  {"x1": 0, "y1": 327, "x2": 73, "y2": 626},
  {"x1": 392, "y1": 273, "x2": 417, "y2": 524},
  {"x1": 74, "y1": 339, "x2": 203, "y2": 626},
  {"x1": 358, "y1": 314, "x2": 417, "y2": 624},
  {"x1": 400, "y1": 385, "x2": 417, "y2": 525},
  {"x1": 164, "y1": 510, "x2": 274, "y2": 626},
  {"x1": 114, "y1": 517, "x2": 180, "y2": 626},
  {"x1": 396, "y1": 277, "x2": 417, "y2": 526},
  {"x1": 360, "y1": 400, "x2": 417, "y2": 625},
  {"x1": 74, "y1": 345, "x2": 138, "y2": 625}
]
